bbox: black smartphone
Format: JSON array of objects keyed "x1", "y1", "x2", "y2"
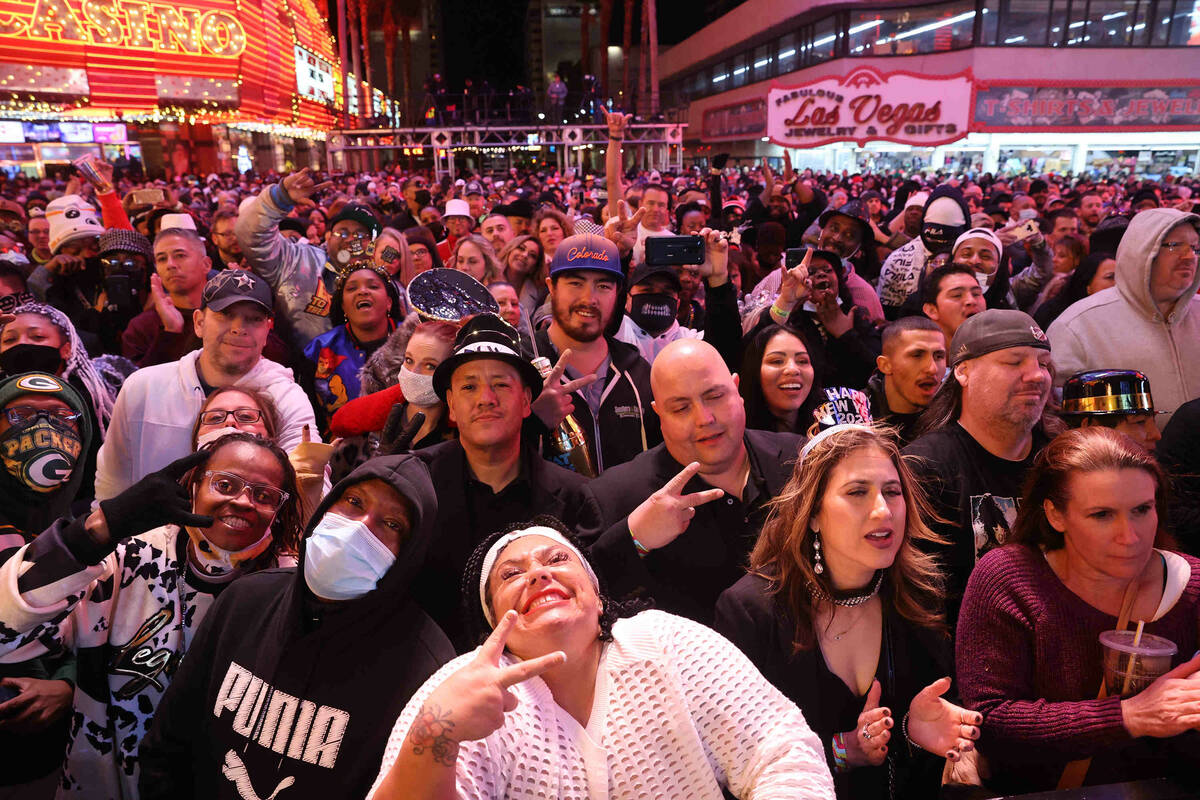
[
  {"x1": 785, "y1": 247, "x2": 808, "y2": 268},
  {"x1": 712, "y1": 153, "x2": 729, "y2": 170},
  {"x1": 645, "y1": 235, "x2": 705, "y2": 266}
]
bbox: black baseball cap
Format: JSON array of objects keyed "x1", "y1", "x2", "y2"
[
  {"x1": 627, "y1": 261, "x2": 681, "y2": 291},
  {"x1": 201, "y1": 270, "x2": 274, "y2": 313},
  {"x1": 328, "y1": 203, "x2": 381, "y2": 237}
]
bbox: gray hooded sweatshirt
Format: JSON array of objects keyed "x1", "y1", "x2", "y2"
[{"x1": 1048, "y1": 207, "x2": 1200, "y2": 429}]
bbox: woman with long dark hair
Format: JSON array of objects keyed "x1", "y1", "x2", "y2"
[
  {"x1": 716, "y1": 425, "x2": 979, "y2": 799},
  {"x1": 1033, "y1": 251, "x2": 1117, "y2": 329},
  {"x1": 739, "y1": 323, "x2": 825, "y2": 433}
]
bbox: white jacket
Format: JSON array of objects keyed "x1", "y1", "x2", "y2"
[
  {"x1": 1048, "y1": 207, "x2": 1200, "y2": 429},
  {"x1": 94, "y1": 349, "x2": 317, "y2": 500},
  {"x1": 370, "y1": 610, "x2": 834, "y2": 800}
]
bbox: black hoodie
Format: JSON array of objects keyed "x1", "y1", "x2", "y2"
[{"x1": 138, "y1": 454, "x2": 454, "y2": 800}]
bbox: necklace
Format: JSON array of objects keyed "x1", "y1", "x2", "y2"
[{"x1": 807, "y1": 570, "x2": 885, "y2": 607}]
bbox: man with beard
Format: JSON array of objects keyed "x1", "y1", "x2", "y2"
[
  {"x1": 530, "y1": 232, "x2": 660, "y2": 473},
  {"x1": 1076, "y1": 190, "x2": 1107, "y2": 236},
  {"x1": 877, "y1": 186, "x2": 972, "y2": 319},
  {"x1": 236, "y1": 167, "x2": 382, "y2": 356},
  {"x1": 208, "y1": 208, "x2": 243, "y2": 270},
  {"x1": 904, "y1": 309, "x2": 1055, "y2": 618}
]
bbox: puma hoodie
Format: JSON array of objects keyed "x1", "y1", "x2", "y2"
[{"x1": 138, "y1": 454, "x2": 454, "y2": 800}]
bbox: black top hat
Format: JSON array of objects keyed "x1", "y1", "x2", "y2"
[
  {"x1": 432, "y1": 313, "x2": 543, "y2": 400},
  {"x1": 1062, "y1": 370, "x2": 1158, "y2": 416}
]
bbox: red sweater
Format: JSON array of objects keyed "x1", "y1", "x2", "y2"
[{"x1": 956, "y1": 544, "x2": 1200, "y2": 792}]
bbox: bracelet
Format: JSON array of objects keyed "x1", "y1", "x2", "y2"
[
  {"x1": 628, "y1": 534, "x2": 648, "y2": 561},
  {"x1": 902, "y1": 710, "x2": 918, "y2": 755},
  {"x1": 769, "y1": 301, "x2": 792, "y2": 320},
  {"x1": 608, "y1": 135, "x2": 624, "y2": 141},
  {"x1": 831, "y1": 732, "x2": 849, "y2": 773}
]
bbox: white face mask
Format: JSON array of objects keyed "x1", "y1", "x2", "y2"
[
  {"x1": 397, "y1": 366, "x2": 439, "y2": 407},
  {"x1": 196, "y1": 426, "x2": 243, "y2": 449},
  {"x1": 303, "y1": 511, "x2": 396, "y2": 601},
  {"x1": 975, "y1": 271, "x2": 992, "y2": 291}
]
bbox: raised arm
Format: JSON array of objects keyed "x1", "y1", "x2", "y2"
[{"x1": 603, "y1": 108, "x2": 632, "y2": 222}]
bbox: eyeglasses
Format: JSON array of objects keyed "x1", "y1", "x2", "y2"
[
  {"x1": 4, "y1": 405, "x2": 82, "y2": 425},
  {"x1": 409, "y1": 246, "x2": 431, "y2": 258},
  {"x1": 199, "y1": 407, "x2": 264, "y2": 426},
  {"x1": 1160, "y1": 242, "x2": 1200, "y2": 256},
  {"x1": 333, "y1": 230, "x2": 370, "y2": 241},
  {"x1": 204, "y1": 470, "x2": 289, "y2": 510}
]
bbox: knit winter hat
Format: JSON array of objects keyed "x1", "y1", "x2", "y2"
[
  {"x1": 45, "y1": 194, "x2": 104, "y2": 253},
  {"x1": 99, "y1": 228, "x2": 153, "y2": 262},
  {"x1": 925, "y1": 194, "x2": 968, "y2": 227}
]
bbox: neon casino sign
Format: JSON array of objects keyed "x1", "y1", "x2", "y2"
[{"x1": 0, "y1": 0, "x2": 246, "y2": 57}]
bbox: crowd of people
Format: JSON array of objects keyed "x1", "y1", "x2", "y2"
[{"x1": 0, "y1": 105, "x2": 1197, "y2": 800}]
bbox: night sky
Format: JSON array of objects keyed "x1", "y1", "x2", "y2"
[{"x1": 329, "y1": 0, "x2": 721, "y2": 92}]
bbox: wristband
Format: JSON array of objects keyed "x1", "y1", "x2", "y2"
[
  {"x1": 608, "y1": 135, "x2": 624, "y2": 142},
  {"x1": 631, "y1": 535, "x2": 650, "y2": 558},
  {"x1": 831, "y1": 732, "x2": 849, "y2": 772},
  {"x1": 770, "y1": 301, "x2": 792, "y2": 320}
]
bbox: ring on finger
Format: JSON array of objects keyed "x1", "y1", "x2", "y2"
[{"x1": 861, "y1": 726, "x2": 872, "y2": 740}]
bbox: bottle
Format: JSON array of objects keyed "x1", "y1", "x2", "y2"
[{"x1": 531, "y1": 356, "x2": 597, "y2": 478}]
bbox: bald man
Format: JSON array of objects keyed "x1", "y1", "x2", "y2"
[{"x1": 576, "y1": 340, "x2": 804, "y2": 623}]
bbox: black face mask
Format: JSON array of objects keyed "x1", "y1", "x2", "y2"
[
  {"x1": 920, "y1": 222, "x2": 964, "y2": 255},
  {"x1": 0, "y1": 343, "x2": 64, "y2": 376},
  {"x1": 628, "y1": 293, "x2": 679, "y2": 336}
]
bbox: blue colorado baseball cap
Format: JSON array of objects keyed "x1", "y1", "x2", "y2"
[{"x1": 548, "y1": 233, "x2": 623, "y2": 279}]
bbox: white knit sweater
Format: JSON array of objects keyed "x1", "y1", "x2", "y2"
[{"x1": 369, "y1": 610, "x2": 835, "y2": 799}]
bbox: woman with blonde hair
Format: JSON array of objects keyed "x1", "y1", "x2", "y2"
[
  {"x1": 716, "y1": 424, "x2": 981, "y2": 799},
  {"x1": 531, "y1": 206, "x2": 574, "y2": 266},
  {"x1": 450, "y1": 234, "x2": 503, "y2": 285},
  {"x1": 498, "y1": 235, "x2": 547, "y2": 322}
]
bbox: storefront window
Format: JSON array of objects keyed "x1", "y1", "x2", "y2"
[
  {"x1": 730, "y1": 52, "x2": 750, "y2": 89},
  {"x1": 847, "y1": 0, "x2": 976, "y2": 56},
  {"x1": 777, "y1": 30, "x2": 800, "y2": 75},
  {"x1": 1083, "y1": 0, "x2": 1140, "y2": 46},
  {"x1": 751, "y1": 43, "x2": 773, "y2": 83},
  {"x1": 808, "y1": 14, "x2": 840, "y2": 64},
  {"x1": 1167, "y1": 0, "x2": 1200, "y2": 44}
]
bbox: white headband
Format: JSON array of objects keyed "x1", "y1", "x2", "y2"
[
  {"x1": 478, "y1": 526, "x2": 599, "y2": 627},
  {"x1": 799, "y1": 423, "x2": 877, "y2": 464}
]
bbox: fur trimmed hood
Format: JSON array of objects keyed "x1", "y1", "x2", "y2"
[{"x1": 357, "y1": 311, "x2": 420, "y2": 395}]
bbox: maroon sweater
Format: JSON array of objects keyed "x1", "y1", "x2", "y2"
[{"x1": 957, "y1": 544, "x2": 1200, "y2": 792}]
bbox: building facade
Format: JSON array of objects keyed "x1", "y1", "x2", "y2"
[{"x1": 661, "y1": 0, "x2": 1200, "y2": 176}]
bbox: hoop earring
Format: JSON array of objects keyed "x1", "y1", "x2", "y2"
[{"x1": 812, "y1": 529, "x2": 824, "y2": 575}]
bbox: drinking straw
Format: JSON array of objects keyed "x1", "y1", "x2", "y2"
[{"x1": 1122, "y1": 620, "x2": 1146, "y2": 696}]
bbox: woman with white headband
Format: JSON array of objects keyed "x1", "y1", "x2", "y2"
[
  {"x1": 715, "y1": 424, "x2": 983, "y2": 799},
  {"x1": 368, "y1": 516, "x2": 836, "y2": 800}
]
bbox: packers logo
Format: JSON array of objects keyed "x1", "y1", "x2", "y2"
[{"x1": 14, "y1": 374, "x2": 64, "y2": 393}]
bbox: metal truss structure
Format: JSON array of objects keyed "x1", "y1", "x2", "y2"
[{"x1": 327, "y1": 123, "x2": 686, "y2": 178}]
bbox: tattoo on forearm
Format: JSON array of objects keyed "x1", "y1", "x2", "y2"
[{"x1": 410, "y1": 703, "x2": 458, "y2": 767}]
